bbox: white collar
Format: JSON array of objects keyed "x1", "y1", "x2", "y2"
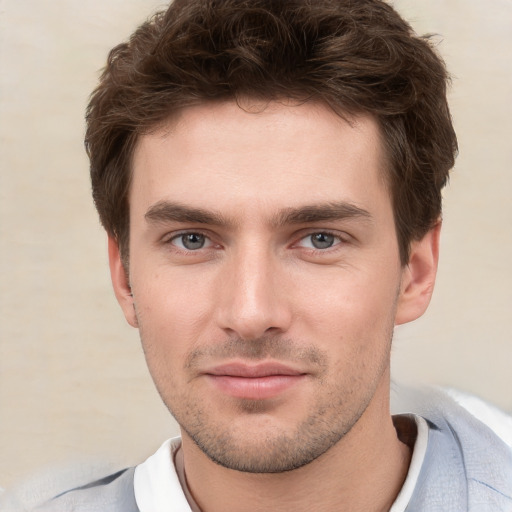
[
  {"x1": 134, "y1": 437, "x2": 193, "y2": 512},
  {"x1": 134, "y1": 415, "x2": 429, "y2": 512},
  {"x1": 389, "y1": 415, "x2": 429, "y2": 512}
]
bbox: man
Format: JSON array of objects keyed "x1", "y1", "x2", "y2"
[{"x1": 36, "y1": 0, "x2": 512, "y2": 510}]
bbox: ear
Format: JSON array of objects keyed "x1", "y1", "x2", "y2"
[
  {"x1": 108, "y1": 236, "x2": 138, "y2": 328},
  {"x1": 395, "y1": 222, "x2": 441, "y2": 326}
]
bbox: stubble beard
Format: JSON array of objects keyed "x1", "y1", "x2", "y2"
[
  {"x1": 142, "y1": 334, "x2": 392, "y2": 474},
  {"x1": 178, "y1": 391, "x2": 369, "y2": 473}
]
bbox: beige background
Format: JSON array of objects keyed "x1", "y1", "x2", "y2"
[{"x1": 0, "y1": 0, "x2": 511, "y2": 490}]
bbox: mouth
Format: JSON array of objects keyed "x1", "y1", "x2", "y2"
[{"x1": 203, "y1": 362, "x2": 307, "y2": 400}]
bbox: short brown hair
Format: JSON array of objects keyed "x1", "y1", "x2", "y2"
[{"x1": 86, "y1": 0, "x2": 457, "y2": 265}]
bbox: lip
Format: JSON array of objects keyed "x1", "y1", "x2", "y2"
[{"x1": 204, "y1": 362, "x2": 307, "y2": 400}]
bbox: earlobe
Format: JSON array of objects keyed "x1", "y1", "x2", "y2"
[
  {"x1": 108, "y1": 236, "x2": 138, "y2": 328},
  {"x1": 395, "y1": 222, "x2": 441, "y2": 326}
]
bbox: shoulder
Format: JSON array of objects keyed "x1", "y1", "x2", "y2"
[
  {"x1": 33, "y1": 467, "x2": 138, "y2": 512},
  {"x1": 395, "y1": 386, "x2": 512, "y2": 511}
]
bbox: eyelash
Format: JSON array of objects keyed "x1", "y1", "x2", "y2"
[
  {"x1": 163, "y1": 229, "x2": 349, "y2": 254},
  {"x1": 165, "y1": 230, "x2": 216, "y2": 251},
  {"x1": 294, "y1": 230, "x2": 346, "y2": 251}
]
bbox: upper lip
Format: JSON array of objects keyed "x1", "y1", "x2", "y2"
[{"x1": 204, "y1": 362, "x2": 305, "y2": 378}]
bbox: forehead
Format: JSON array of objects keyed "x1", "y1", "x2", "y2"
[{"x1": 130, "y1": 100, "x2": 389, "y2": 218}]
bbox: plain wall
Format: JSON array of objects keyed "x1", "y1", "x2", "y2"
[{"x1": 1, "y1": 0, "x2": 511, "y2": 489}]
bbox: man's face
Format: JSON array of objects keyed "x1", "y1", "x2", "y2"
[{"x1": 114, "y1": 100, "x2": 427, "y2": 472}]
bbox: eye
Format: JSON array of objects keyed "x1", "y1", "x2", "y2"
[
  {"x1": 171, "y1": 232, "x2": 212, "y2": 251},
  {"x1": 298, "y1": 232, "x2": 341, "y2": 250}
]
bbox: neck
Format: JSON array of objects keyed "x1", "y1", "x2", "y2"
[{"x1": 181, "y1": 387, "x2": 412, "y2": 512}]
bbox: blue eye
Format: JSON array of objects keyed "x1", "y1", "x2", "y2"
[
  {"x1": 172, "y1": 233, "x2": 209, "y2": 250},
  {"x1": 310, "y1": 233, "x2": 335, "y2": 249},
  {"x1": 298, "y1": 232, "x2": 340, "y2": 250}
]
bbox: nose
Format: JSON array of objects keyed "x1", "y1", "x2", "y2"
[{"x1": 215, "y1": 243, "x2": 292, "y2": 341}]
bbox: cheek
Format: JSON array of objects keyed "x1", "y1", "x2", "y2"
[
  {"x1": 291, "y1": 270, "x2": 399, "y2": 387},
  {"x1": 294, "y1": 267, "x2": 399, "y2": 333},
  {"x1": 134, "y1": 261, "x2": 213, "y2": 317},
  {"x1": 132, "y1": 267, "x2": 218, "y2": 357}
]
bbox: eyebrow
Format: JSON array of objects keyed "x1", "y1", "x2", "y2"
[
  {"x1": 273, "y1": 201, "x2": 372, "y2": 227},
  {"x1": 145, "y1": 201, "x2": 233, "y2": 226},
  {"x1": 144, "y1": 200, "x2": 372, "y2": 228}
]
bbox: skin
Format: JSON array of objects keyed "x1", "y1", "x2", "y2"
[{"x1": 109, "y1": 100, "x2": 440, "y2": 512}]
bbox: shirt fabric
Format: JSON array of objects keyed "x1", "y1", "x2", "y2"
[{"x1": 33, "y1": 390, "x2": 512, "y2": 511}]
